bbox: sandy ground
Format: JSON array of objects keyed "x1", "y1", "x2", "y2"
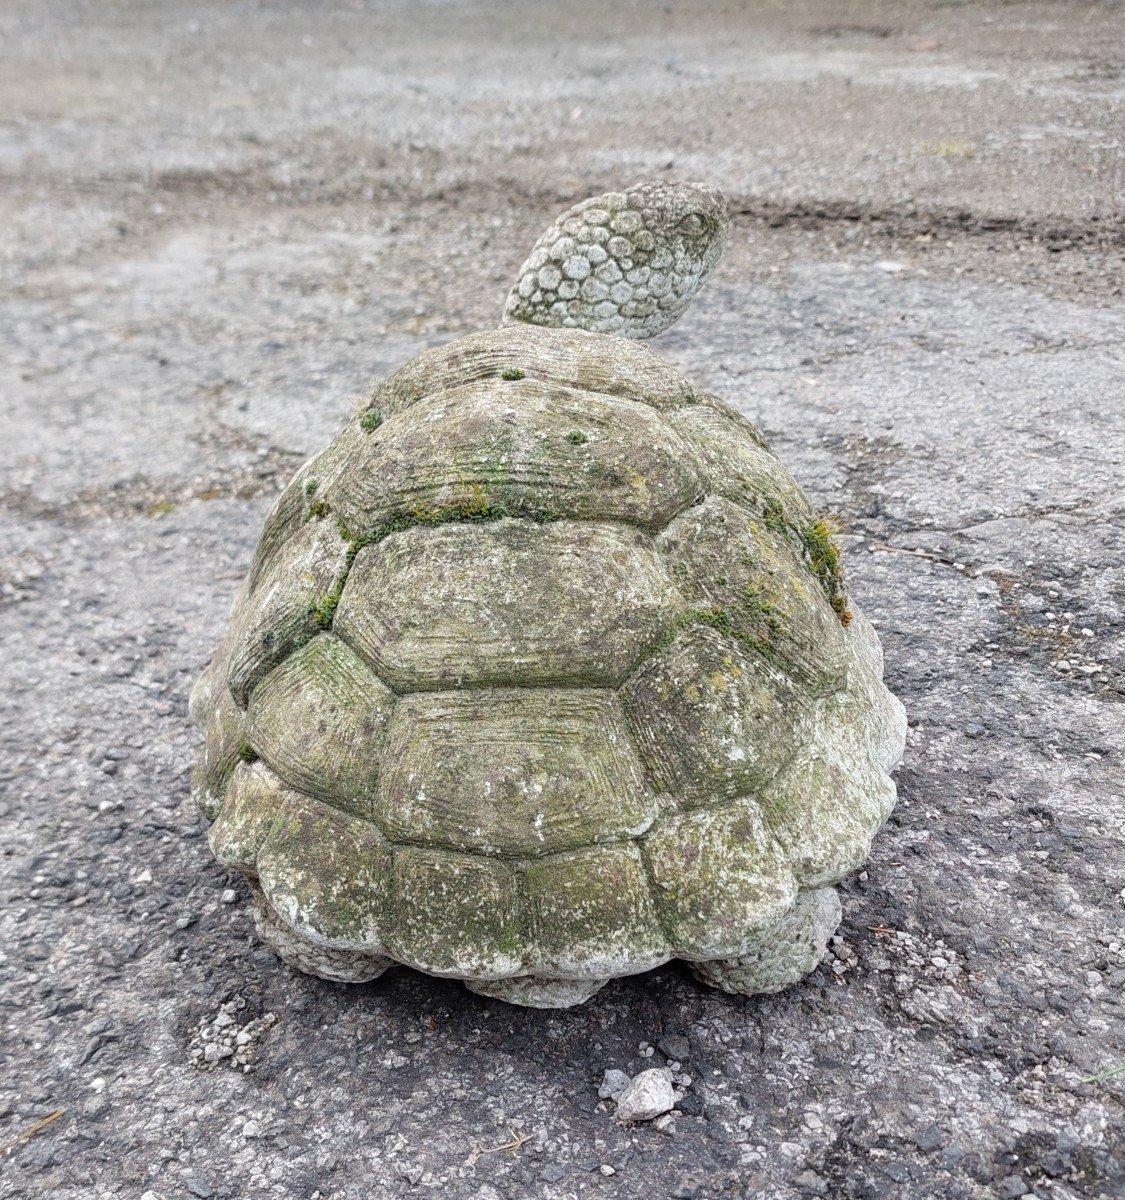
[{"x1": 1, "y1": 2, "x2": 1123, "y2": 1199}]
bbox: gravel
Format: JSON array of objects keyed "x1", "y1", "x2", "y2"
[
  {"x1": 598, "y1": 1070, "x2": 632, "y2": 1101},
  {"x1": 1, "y1": 2, "x2": 1123, "y2": 1199},
  {"x1": 658, "y1": 1034, "x2": 692, "y2": 1062},
  {"x1": 613, "y1": 1070, "x2": 677, "y2": 1124}
]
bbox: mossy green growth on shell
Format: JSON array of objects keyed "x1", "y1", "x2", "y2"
[
  {"x1": 762, "y1": 497, "x2": 851, "y2": 625},
  {"x1": 650, "y1": 581, "x2": 786, "y2": 669},
  {"x1": 190, "y1": 322, "x2": 905, "y2": 1009},
  {"x1": 308, "y1": 484, "x2": 560, "y2": 630}
]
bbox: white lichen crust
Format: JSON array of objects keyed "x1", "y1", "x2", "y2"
[
  {"x1": 190, "y1": 324, "x2": 907, "y2": 1008},
  {"x1": 503, "y1": 181, "x2": 729, "y2": 339}
]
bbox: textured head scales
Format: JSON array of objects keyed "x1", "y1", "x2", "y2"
[{"x1": 503, "y1": 180, "x2": 728, "y2": 339}]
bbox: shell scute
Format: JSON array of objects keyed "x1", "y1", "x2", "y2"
[
  {"x1": 329, "y1": 377, "x2": 704, "y2": 536},
  {"x1": 758, "y1": 635, "x2": 906, "y2": 887},
  {"x1": 387, "y1": 847, "x2": 526, "y2": 978},
  {"x1": 374, "y1": 688, "x2": 655, "y2": 857},
  {"x1": 523, "y1": 843, "x2": 670, "y2": 978},
  {"x1": 667, "y1": 402, "x2": 814, "y2": 524},
  {"x1": 190, "y1": 685, "x2": 245, "y2": 820},
  {"x1": 657, "y1": 496, "x2": 848, "y2": 696},
  {"x1": 248, "y1": 423, "x2": 368, "y2": 590},
  {"x1": 207, "y1": 760, "x2": 294, "y2": 870},
  {"x1": 376, "y1": 326, "x2": 700, "y2": 415},
  {"x1": 256, "y1": 793, "x2": 390, "y2": 952},
  {"x1": 621, "y1": 625, "x2": 812, "y2": 807},
  {"x1": 225, "y1": 518, "x2": 352, "y2": 708},
  {"x1": 245, "y1": 633, "x2": 396, "y2": 818},
  {"x1": 335, "y1": 520, "x2": 687, "y2": 692},
  {"x1": 374, "y1": 324, "x2": 701, "y2": 417},
  {"x1": 643, "y1": 801, "x2": 797, "y2": 959}
]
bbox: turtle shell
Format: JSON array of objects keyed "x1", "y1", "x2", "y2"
[{"x1": 190, "y1": 324, "x2": 906, "y2": 1006}]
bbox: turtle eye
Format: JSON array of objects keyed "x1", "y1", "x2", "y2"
[{"x1": 678, "y1": 213, "x2": 705, "y2": 236}]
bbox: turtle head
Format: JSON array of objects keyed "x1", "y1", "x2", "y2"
[{"x1": 502, "y1": 180, "x2": 728, "y2": 339}]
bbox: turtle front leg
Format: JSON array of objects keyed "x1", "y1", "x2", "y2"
[
  {"x1": 688, "y1": 887, "x2": 842, "y2": 996},
  {"x1": 465, "y1": 975, "x2": 609, "y2": 1008},
  {"x1": 250, "y1": 887, "x2": 392, "y2": 984}
]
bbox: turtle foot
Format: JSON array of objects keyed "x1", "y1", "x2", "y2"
[
  {"x1": 465, "y1": 975, "x2": 608, "y2": 1008},
  {"x1": 689, "y1": 887, "x2": 842, "y2": 996},
  {"x1": 251, "y1": 888, "x2": 391, "y2": 984}
]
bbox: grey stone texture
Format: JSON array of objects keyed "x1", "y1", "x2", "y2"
[
  {"x1": 191, "y1": 323, "x2": 905, "y2": 1004},
  {"x1": 614, "y1": 1069, "x2": 677, "y2": 1124},
  {"x1": 1, "y1": 2, "x2": 1123, "y2": 1198}
]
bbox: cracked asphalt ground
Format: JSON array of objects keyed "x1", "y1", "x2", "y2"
[{"x1": 2, "y1": 2, "x2": 1123, "y2": 1198}]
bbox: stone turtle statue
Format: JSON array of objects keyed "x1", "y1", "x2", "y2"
[{"x1": 190, "y1": 181, "x2": 906, "y2": 1007}]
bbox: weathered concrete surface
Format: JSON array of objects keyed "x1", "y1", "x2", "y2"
[
  {"x1": 189, "y1": 322, "x2": 905, "y2": 1000},
  {"x1": 0, "y1": 3, "x2": 1122, "y2": 1199}
]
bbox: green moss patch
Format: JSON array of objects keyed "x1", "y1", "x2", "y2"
[
  {"x1": 762, "y1": 496, "x2": 788, "y2": 539},
  {"x1": 760, "y1": 498, "x2": 851, "y2": 625},
  {"x1": 655, "y1": 582, "x2": 787, "y2": 670},
  {"x1": 801, "y1": 517, "x2": 851, "y2": 624},
  {"x1": 308, "y1": 484, "x2": 559, "y2": 631},
  {"x1": 500, "y1": 367, "x2": 526, "y2": 380},
  {"x1": 359, "y1": 409, "x2": 384, "y2": 432}
]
